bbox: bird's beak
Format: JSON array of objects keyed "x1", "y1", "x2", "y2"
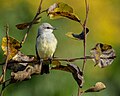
[{"x1": 52, "y1": 27, "x2": 57, "y2": 30}]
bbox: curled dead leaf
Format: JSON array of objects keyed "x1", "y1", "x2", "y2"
[
  {"x1": 85, "y1": 82, "x2": 106, "y2": 93},
  {"x1": 66, "y1": 32, "x2": 79, "y2": 40},
  {"x1": 11, "y1": 64, "x2": 42, "y2": 81},
  {"x1": 12, "y1": 51, "x2": 35, "y2": 66},
  {"x1": 1, "y1": 36, "x2": 21, "y2": 60},
  {"x1": 11, "y1": 66, "x2": 32, "y2": 81},
  {"x1": 66, "y1": 28, "x2": 89, "y2": 40},
  {"x1": 7, "y1": 51, "x2": 35, "y2": 72},
  {"x1": 51, "y1": 64, "x2": 84, "y2": 87},
  {"x1": 16, "y1": 17, "x2": 41, "y2": 30},
  {"x1": 16, "y1": 23, "x2": 30, "y2": 30},
  {"x1": 90, "y1": 43, "x2": 116, "y2": 68},
  {"x1": 67, "y1": 64, "x2": 84, "y2": 88}
]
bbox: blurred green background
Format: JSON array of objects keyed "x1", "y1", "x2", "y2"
[{"x1": 0, "y1": 0, "x2": 120, "y2": 96}]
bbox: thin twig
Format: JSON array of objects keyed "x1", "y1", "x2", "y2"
[
  {"x1": 83, "y1": 0, "x2": 89, "y2": 27},
  {"x1": 20, "y1": 0, "x2": 44, "y2": 45},
  {"x1": 77, "y1": 87, "x2": 82, "y2": 96},
  {"x1": 0, "y1": 79, "x2": 12, "y2": 94},
  {"x1": 82, "y1": 0, "x2": 89, "y2": 73},
  {"x1": 78, "y1": 0, "x2": 89, "y2": 96},
  {"x1": 0, "y1": 24, "x2": 10, "y2": 96},
  {"x1": 53, "y1": 56, "x2": 93, "y2": 62},
  {"x1": 0, "y1": 78, "x2": 11, "y2": 85}
]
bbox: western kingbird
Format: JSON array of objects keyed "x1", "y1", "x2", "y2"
[{"x1": 36, "y1": 23, "x2": 57, "y2": 74}]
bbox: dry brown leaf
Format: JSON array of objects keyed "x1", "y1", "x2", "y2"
[
  {"x1": 85, "y1": 82, "x2": 106, "y2": 92},
  {"x1": 90, "y1": 43, "x2": 116, "y2": 68},
  {"x1": 67, "y1": 64, "x2": 84, "y2": 88},
  {"x1": 51, "y1": 64, "x2": 84, "y2": 87},
  {"x1": 16, "y1": 23, "x2": 30, "y2": 30},
  {"x1": 16, "y1": 17, "x2": 41, "y2": 30},
  {"x1": 7, "y1": 51, "x2": 35, "y2": 72},
  {"x1": 11, "y1": 64, "x2": 42, "y2": 81},
  {"x1": 12, "y1": 51, "x2": 34, "y2": 66}
]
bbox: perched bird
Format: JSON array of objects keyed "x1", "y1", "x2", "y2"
[{"x1": 36, "y1": 23, "x2": 57, "y2": 74}]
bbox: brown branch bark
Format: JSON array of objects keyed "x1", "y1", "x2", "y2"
[
  {"x1": 78, "y1": 0, "x2": 89, "y2": 96},
  {"x1": 0, "y1": 24, "x2": 10, "y2": 96},
  {"x1": 20, "y1": 0, "x2": 44, "y2": 45},
  {"x1": 82, "y1": 0, "x2": 89, "y2": 73},
  {"x1": 0, "y1": 56, "x2": 116, "y2": 66}
]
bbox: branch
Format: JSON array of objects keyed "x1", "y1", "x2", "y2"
[
  {"x1": 0, "y1": 56, "x2": 116, "y2": 65},
  {"x1": 0, "y1": 24, "x2": 10, "y2": 96},
  {"x1": 0, "y1": 55, "x2": 116, "y2": 92},
  {"x1": 78, "y1": 0, "x2": 89, "y2": 96},
  {"x1": 83, "y1": 0, "x2": 89, "y2": 27},
  {"x1": 20, "y1": 0, "x2": 44, "y2": 45},
  {"x1": 82, "y1": 0, "x2": 89, "y2": 72},
  {"x1": 77, "y1": 87, "x2": 81, "y2": 96}
]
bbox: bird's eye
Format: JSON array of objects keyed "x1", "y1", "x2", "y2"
[{"x1": 46, "y1": 27, "x2": 50, "y2": 29}]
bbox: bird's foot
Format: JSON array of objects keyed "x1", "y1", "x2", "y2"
[{"x1": 39, "y1": 59, "x2": 43, "y2": 65}]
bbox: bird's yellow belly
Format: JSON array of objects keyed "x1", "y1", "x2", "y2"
[{"x1": 37, "y1": 38, "x2": 56, "y2": 59}]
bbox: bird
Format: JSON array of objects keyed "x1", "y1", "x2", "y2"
[{"x1": 36, "y1": 23, "x2": 57, "y2": 74}]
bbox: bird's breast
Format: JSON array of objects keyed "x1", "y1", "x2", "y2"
[{"x1": 37, "y1": 33, "x2": 57, "y2": 58}]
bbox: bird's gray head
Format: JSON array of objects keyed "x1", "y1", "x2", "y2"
[{"x1": 38, "y1": 23, "x2": 56, "y2": 34}]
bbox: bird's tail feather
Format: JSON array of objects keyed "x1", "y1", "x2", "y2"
[{"x1": 40, "y1": 61, "x2": 50, "y2": 75}]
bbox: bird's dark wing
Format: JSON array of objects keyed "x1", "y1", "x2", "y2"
[{"x1": 35, "y1": 42, "x2": 40, "y2": 60}]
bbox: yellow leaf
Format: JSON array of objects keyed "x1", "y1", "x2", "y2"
[
  {"x1": 48, "y1": 2, "x2": 80, "y2": 22},
  {"x1": 65, "y1": 32, "x2": 79, "y2": 40},
  {"x1": 57, "y1": 2, "x2": 73, "y2": 13},
  {"x1": 66, "y1": 28, "x2": 89, "y2": 40},
  {"x1": 48, "y1": 2, "x2": 73, "y2": 13},
  {"x1": 51, "y1": 60, "x2": 61, "y2": 67},
  {"x1": 1, "y1": 36, "x2": 21, "y2": 60}
]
